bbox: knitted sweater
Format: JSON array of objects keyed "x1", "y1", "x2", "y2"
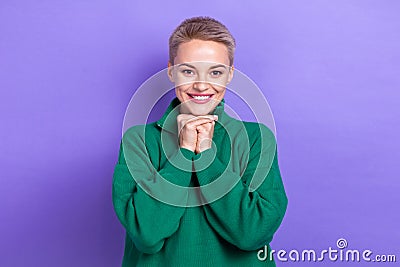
[{"x1": 112, "y1": 97, "x2": 288, "y2": 266}]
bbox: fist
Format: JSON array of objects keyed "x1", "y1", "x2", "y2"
[
  {"x1": 176, "y1": 114, "x2": 218, "y2": 153},
  {"x1": 195, "y1": 120, "x2": 215, "y2": 154}
]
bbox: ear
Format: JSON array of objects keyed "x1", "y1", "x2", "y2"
[
  {"x1": 167, "y1": 61, "x2": 174, "y2": 82},
  {"x1": 227, "y1": 65, "x2": 234, "y2": 84}
]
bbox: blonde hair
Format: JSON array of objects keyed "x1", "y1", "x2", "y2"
[{"x1": 169, "y1": 16, "x2": 236, "y2": 66}]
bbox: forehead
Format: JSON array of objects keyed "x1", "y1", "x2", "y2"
[{"x1": 175, "y1": 39, "x2": 229, "y2": 65}]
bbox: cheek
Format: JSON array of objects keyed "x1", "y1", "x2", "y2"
[
  {"x1": 213, "y1": 87, "x2": 226, "y2": 96},
  {"x1": 175, "y1": 86, "x2": 185, "y2": 94},
  {"x1": 175, "y1": 84, "x2": 192, "y2": 96}
]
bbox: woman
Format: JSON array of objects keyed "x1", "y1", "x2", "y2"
[{"x1": 113, "y1": 16, "x2": 288, "y2": 266}]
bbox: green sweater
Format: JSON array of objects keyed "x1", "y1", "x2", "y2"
[{"x1": 112, "y1": 97, "x2": 288, "y2": 267}]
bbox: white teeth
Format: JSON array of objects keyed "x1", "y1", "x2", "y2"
[{"x1": 192, "y1": 95, "x2": 210, "y2": 100}]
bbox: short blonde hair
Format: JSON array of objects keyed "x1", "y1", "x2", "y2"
[{"x1": 169, "y1": 16, "x2": 236, "y2": 66}]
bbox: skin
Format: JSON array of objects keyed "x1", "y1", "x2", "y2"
[{"x1": 167, "y1": 39, "x2": 234, "y2": 154}]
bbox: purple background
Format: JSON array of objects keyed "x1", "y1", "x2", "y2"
[{"x1": 1, "y1": 1, "x2": 399, "y2": 266}]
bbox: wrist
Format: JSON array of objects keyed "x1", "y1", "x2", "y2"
[
  {"x1": 180, "y1": 144, "x2": 195, "y2": 152},
  {"x1": 195, "y1": 138, "x2": 213, "y2": 154}
]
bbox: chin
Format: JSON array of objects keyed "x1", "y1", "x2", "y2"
[
  {"x1": 190, "y1": 110, "x2": 212, "y2": 116},
  {"x1": 179, "y1": 97, "x2": 221, "y2": 115},
  {"x1": 184, "y1": 106, "x2": 210, "y2": 116},
  {"x1": 180, "y1": 103, "x2": 215, "y2": 116}
]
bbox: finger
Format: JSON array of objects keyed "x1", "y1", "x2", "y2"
[
  {"x1": 185, "y1": 115, "x2": 216, "y2": 124},
  {"x1": 196, "y1": 122, "x2": 215, "y2": 132},
  {"x1": 177, "y1": 114, "x2": 195, "y2": 130},
  {"x1": 177, "y1": 114, "x2": 196, "y2": 120},
  {"x1": 178, "y1": 115, "x2": 218, "y2": 129},
  {"x1": 184, "y1": 118, "x2": 216, "y2": 129},
  {"x1": 196, "y1": 121, "x2": 214, "y2": 128},
  {"x1": 177, "y1": 114, "x2": 196, "y2": 125},
  {"x1": 196, "y1": 124, "x2": 208, "y2": 131},
  {"x1": 196, "y1": 120, "x2": 215, "y2": 128},
  {"x1": 193, "y1": 115, "x2": 218, "y2": 121},
  {"x1": 178, "y1": 115, "x2": 217, "y2": 132}
]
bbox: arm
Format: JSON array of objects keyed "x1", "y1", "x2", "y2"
[
  {"x1": 193, "y1": 124, "x2": 288, "y2": 251},
  {"x1": 112, "y1": 127, "x2": 194, "y2": 254}
]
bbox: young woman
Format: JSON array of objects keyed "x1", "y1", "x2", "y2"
[{"x1": 113, "y1": 16, "x2": 288, "y2": 266}]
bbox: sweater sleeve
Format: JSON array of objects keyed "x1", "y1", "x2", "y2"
[
  {"x1": 112, "y1": 127, "x2": 194, "y2": 254},
  {"x1": 193, "y1": 124, "x2": 288, "y2": 251}
]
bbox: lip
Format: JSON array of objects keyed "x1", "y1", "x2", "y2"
[{"x1": 187, "y1": 93, "x2": 214, "y2": 104}]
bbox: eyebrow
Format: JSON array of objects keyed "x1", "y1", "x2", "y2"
[{"x1": 177, "y1": 63, "x2": 229, "y2": 70}]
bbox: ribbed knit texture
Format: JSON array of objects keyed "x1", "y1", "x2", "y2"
[{"x1": 112, "y1": 97, "x2": 288, "y2": 266}]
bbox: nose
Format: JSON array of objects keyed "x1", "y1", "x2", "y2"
[{"x1": 193, "y1": 81, "x2": 210, "y2": 91}]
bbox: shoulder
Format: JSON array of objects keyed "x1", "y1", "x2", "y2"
[
  {"x1": 226, "y1": 115, "x2": 275, "y2": 143},
  {"x1": 244, "y1": 122, "x2": 276, "y2": 151},
  {"x1": 122, "y1": 122, "x2": 160, "y2": 143},
  {"x1": 243, "y1": 121, "x2": 274, "y2": 137}
]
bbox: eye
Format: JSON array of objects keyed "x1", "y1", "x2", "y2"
[
  {"x1": 181, "y1": 69, "x2": 194, "y2": 76},
  {"x1": 210, "y1": 70, "x2": 223, "y2": 77}
]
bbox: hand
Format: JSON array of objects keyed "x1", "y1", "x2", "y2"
[
  {"x1": 195, "y1": 119, "x2": 216, "y2": 154},
  {"x1": 177, "y1": 114, "x2": 218, "y2": 153}
]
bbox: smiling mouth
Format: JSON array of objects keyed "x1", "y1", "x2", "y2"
[{"x1": 187, "y1": 93, "x2": 214, "y2": 101}]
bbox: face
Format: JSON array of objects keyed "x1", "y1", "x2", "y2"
[{"x1": 168, "y1": 39, "x2": 234, "y2": 116}]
